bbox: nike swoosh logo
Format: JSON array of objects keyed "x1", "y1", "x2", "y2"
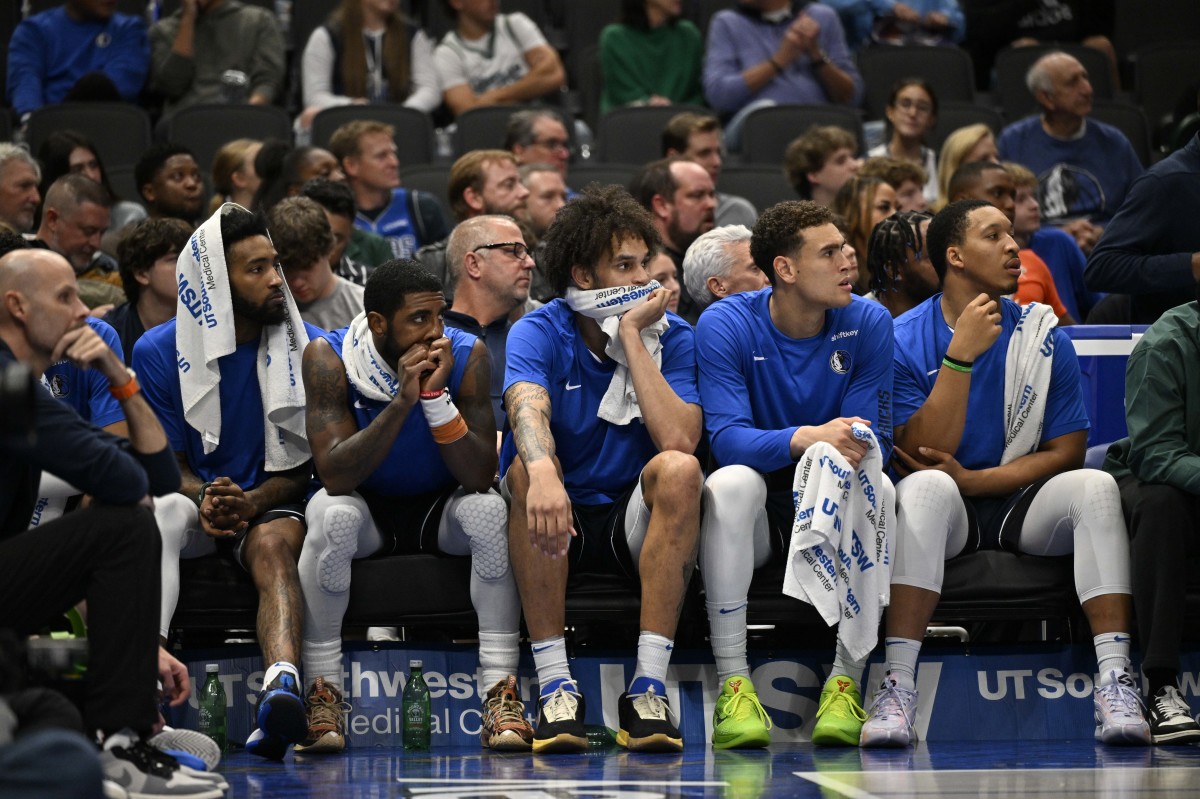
[
  {"x1": 927, "y1": 369, "x2": 940, "y2": 376},
  {"x1": 719, "y1": 604, "x2": 748, "y2": 614},
  {"x1": 565, "y1": 382, "x2": 581, "y2": 390},
  {"x1": 532, "y1": 644, "x2": 554, "y2": 653},
  {"x1": 753, "y1": 356, "x2": 767, "y2": 362},
  {"x1": 353, "y1": 399, "x2": 369, "y2": 409},
  {"x1": 1113, "y1": 635, "x2": 1130, "y2": 642},
  {"x1": 665, "y1": 644, "x2": 673, "y2": 651}
]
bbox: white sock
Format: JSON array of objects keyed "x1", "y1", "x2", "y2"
[
  {"x1": 1094, "y1": 632, "x2": 1132, "y2": 685},
  {"x1": 830, "y1": 638, "x2": 866, "y2": 686},
  {"x1": 707, "y1": 598, "x2": 750, "y2": 683},
  {"x1": 302, "y1": 639, "x2": 344, "y2": 692},
  {"x1": 531, "y1": 636, "x2": 572, "y2": 696},
  {"x1": 885, "y1": 637, "x2": 923, "y2": 691},
  {"x1": 478, "y1": 631, "x2": 520, "y2": 688},
  {"x1": 632, "y1": 631, "x2": 674, "y2": 688},
  {"x1": 263, "y1": 661, "x2": 300, "y2": 690}
]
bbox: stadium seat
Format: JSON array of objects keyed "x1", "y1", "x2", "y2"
[
  {"x1": 595, "y1": 105, "x2": 708, "y2": 164},
  {"x1": 1134, "y1": 42, "x2": 1200, "y2": 131},
  {"x1": 452, "y1": 105, "x2": 572, "y2": 157},
  {"x1": 929, "y1": 100, "x2": 1005, "y2": 153},
  {"x1": 25, "y1": 103, "x2": 152, "y2": 171},
  {"x1": 993, "y1": 44, "x2": 1114, "y2": 123},
  {"x1": 1113, "y1": 0, "x2": 1200, "y2": 66},
  {"x1": 105, "y1": 165, "x2": 141, "y2": 204},
  {"x1": 1089, "y1": 98, "x2": 1153, "y2": 167},
  {"x1": 289, "y1": 0, "x2": 339, "y2": 53},
  {"x1": 717, "y1": 165, "x2": 795, "y2": 212},
  {"x1": 856, "y1": 45, "x2": 975, "y2": 120},
  {"x1": 0, "y1": 108, "x2": 10, "y2": 145},
  {"x1": 312, "y1": 104, "x2": 438, "y2": 167},
  {"x1": 400, "y1": 163, "x2": 453, "y2": 221},
  {"x1": 569, "y1": 162, "x2": 639, "y2": 192},
  {"x1": 160, "y1": 104, "x2": 293, "y2": 177},
  {"x1": 572, "y1": 43, "x2": 603, "y2": 135},
  {"x1": 740, "y1": 104, "x2": 866, "y2": 164}
]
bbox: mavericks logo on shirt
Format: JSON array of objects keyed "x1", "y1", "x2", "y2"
[{"x1": 829, "y1": 350, "x2": 851, "y2": 374}]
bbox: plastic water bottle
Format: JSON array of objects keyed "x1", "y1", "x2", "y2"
[
  {"x1": 197, "y1": 664, "x2": 227, "y2": 751},
  {"x1": 402, "y1": 660, "x2": 431, "y2": 751}
]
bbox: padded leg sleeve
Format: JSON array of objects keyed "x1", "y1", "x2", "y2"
[
  {"x1": 893, "y1": 470, "x2": 968, "y2": 592},
  {"x1": 699, "y1": 466, "x2": 771, "y2": 603},
  {"x1": 1017, "y1": 469, "x2": 1131, "y2": 603},
  {"x1": 154, "y1": 493, "x2": 212, "y2": 639},
  {"x1": 439, "y1": 489, "x2": 521, "y2": 633},
  {"x1": 299, "y1": 490, "x2": 381, "y2": 686}
]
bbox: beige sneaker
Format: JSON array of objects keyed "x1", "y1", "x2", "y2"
[
  {"x1": 481, "y1": 675, "x2": 534, "y2": 751},
  {"x1": 294, "y1": 677, "x2": 351, "y2": 754}
]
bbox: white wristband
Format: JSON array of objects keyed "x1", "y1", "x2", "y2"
[{"x1": 420, "y1": 391, "x2": 460, "y2": 427}]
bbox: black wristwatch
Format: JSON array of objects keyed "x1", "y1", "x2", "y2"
[{"x1": 811, "y1": 50, "x2": 832, "y2": 68}]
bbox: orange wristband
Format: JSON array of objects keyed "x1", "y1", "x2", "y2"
[
  {"x1": 431, "y1": 415, "x2": 468, "y2": 444},
  {"x1": 109, "y1": 370, "x2": 140, "y2": 401}
]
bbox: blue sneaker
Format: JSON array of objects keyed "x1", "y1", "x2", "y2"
[{"x1": 245, "y1": 667, "x2": 306, "y2": 760}]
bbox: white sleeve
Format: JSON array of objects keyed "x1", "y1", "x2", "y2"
[
  {"x1": 403, "y1": 29, "x2": 442, "y2": 112},
  {"x1": 301, "y1": 26, "x2": 353, "y2": 109},
  {"x1": 433, "y1": 36, "x2": 470, "y2": 91},
  {"x1": 507, "y1": 12, "x2": 548, "y2": 53}
]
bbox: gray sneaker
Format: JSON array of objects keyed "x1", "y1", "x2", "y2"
[{"x1": 100, "y1": 738, "x2": 225, "y2": 798}]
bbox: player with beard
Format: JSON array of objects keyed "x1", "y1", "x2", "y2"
[
  {"x1": 866, "y1": 211, "x2": 938, "y2": 318},
  {"x1": 134, "y1": 205, "x2": 324, "y2": 760},
  {"x1": 298, "y1": 258, "x2": 530, "y2": 754},
  {"x1": 630, "y1": 158, "x2": 717, "y2": 324}
]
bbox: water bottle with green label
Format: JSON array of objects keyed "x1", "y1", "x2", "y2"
[
  {"x1": 197, "y1": 663, "x2": 226, "y2": 751},
  {"x1": 402, "y1": 659, "x2": 431, "y2": 751}
]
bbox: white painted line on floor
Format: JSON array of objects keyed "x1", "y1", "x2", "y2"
[{"x1": 794, "y1": 772, "x2": 881, "y2": 799}]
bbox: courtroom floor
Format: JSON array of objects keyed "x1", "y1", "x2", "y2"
[{"x1": 213, "y1": 739, "x2": 1200, "y2": 798}]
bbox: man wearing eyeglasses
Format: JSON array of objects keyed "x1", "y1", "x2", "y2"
[
  {"x1": 444, "y1": 216, "x2": 538, "y2": 428},
  {"x1": 507, "y1": 110, "x2": 573, "y2": 188},
  {"x1": 417, "y1": 150, "x2": 531, "y2": 297}
]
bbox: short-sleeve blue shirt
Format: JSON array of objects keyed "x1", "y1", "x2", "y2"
[
  {"x1": 42, "y1": 318, "x2": 125, "y2": 428},
  {"x1": 892, "y1": 295, "x2": 1089, "y2": 470},
  {"x1": 501, "y1": 299, "x2": 700, "y2": 505}
]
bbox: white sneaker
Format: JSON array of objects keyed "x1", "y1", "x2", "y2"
[
  {"x1": 1094, "y1": 670, "x2": 1151, "y2": 746},
  {"x1": 860, "y1": 677, "x2": 918, "y2": 748},
  {"x1": 100, "y1": 737, "x2": 225, "y2": 798},
  {"x1": 149, "y1": 727, "x2": 221, "y2": 771}
]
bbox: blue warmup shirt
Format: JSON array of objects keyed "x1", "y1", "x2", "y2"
[
  {"x1": 42, "y1": 317, "x2": 125, "y2": 428},
  {"x1": 134, "y1": 318, "x2": 325, "y2": 488},
  {"x1": 322, "y1": 325, "x2": 476, "y2": 496},
  {"x1": 6, "y1": 6, "x2": 149, "y2": 116},
  {"x1": 1028, "y1": 226, "x2": 1102, "y2": 322},
  {"x1": 697, "y1": 289, "x2": 894, "y2": 472},
  {"x1": 501, "y1": 300, "x2": 700, "y2": 505},
  {"x1": 355, "y1": 188, "x2": 421, "y2": 259},
  {"x1": 892, "y1": 295, "x2": 1089, "y2": 470}
]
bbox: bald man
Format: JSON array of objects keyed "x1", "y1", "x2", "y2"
[{"x1": 0, "y1": 250, "x2": 224, "y2": 796}]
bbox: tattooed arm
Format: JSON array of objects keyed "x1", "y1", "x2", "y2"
[
  {"x1": 303, "y1": 337, "x2": 423, "y2": 496},
  {"x1": 436, "y1": 340, "x2": 498, "y2": 492},
  {"x1": 504, "y1": 380, "x2": 574, "y2": 557}
]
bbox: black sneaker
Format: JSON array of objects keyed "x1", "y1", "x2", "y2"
[
  {"x1": 1149, "y1": 685, "x2": 1200, "y2": 744},
  {"x1": 100, "y1": 738, "x2": 225, "y2": 798},
  {"x1": 532, "y1": 680, "x2": 588, "y2": 754},
  {"x1": 616, "y1": 684, "x2": 683, "y2": 753}
]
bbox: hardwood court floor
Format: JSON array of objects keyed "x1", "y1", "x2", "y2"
[{"x1": 213, "y1": 738, "x2": 1200, "y2": 798}]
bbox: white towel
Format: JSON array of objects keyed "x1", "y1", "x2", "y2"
[
  {"x1": 782, "y1": 423, "x2": 890, "y2": 663},
  {"x1": 563, "y1": 281, "x2": 666, "y2": 426},
  {"x1": 175, "y1": 203, "x2": 310, "y2": 472},
  {"x1": 1001, "y1": 302, "x2": 1058, "y2": 466},
  {"x1": 341, "y1": 312, "x2": 402, "y2": 403}
]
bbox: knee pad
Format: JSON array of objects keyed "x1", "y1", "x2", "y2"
[
  {"x1": 154, "y1": 493, "x2": 198, "y2": 552},
  {"x1": 453, "y1": 493, "x2": 510, "y2": 582},
  {"x1": 315, "y1": 504, "x2": 364, "y2": 595}
]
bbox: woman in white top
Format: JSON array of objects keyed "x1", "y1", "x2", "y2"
[
  {"x1": 298, "y1": 0, "x2": 441, "y2": 130},
  {"x1": 867, "y1": 79, "x2": 939, "y2": 205}
]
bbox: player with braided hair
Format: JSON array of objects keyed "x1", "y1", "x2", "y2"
[{"x1": 866, "y1": 211, "x2": 937, "y2": 318}]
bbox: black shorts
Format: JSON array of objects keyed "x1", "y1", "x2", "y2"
[
  {"x1": 568, "y1": 484, "x2": 639, "y2": 581},
  {"x1": 360, "y1": 487, "x2": 456, "y2": 556},
  {"x1": 215, "y1": 502, "x2": 307, "y2": 561},
  {"x1": 962, "y1": 476, "x2": 1055, "y2": 554}
]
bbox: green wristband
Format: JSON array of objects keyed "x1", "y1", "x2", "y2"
[{"x1": 941, "y1": 357, "x2": 972, "y2": 373}]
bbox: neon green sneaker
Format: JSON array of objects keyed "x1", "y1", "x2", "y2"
[
  {"x1": 712, "y1": 675, "x2": 773, "y2": 750},
  {"x1": 811, "y1": 675, "x2": 866, "y2": 746}
]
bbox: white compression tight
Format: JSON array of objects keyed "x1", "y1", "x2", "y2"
[
  {"x1": 700, "y1": 465, "x2": 898, "y2": 681},
  {"x1": 894, "y1": 468, "x2": 1131, "y2": 602},
  {"x1": 27, "y1": 473, "x2": 81, "y2": 528},
  {"x1": 299, "y1": 488, "x2": 521, "y2": 692},
  {"x1": 155, "y1": 493, "x2": 219, "y2": 639}
]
